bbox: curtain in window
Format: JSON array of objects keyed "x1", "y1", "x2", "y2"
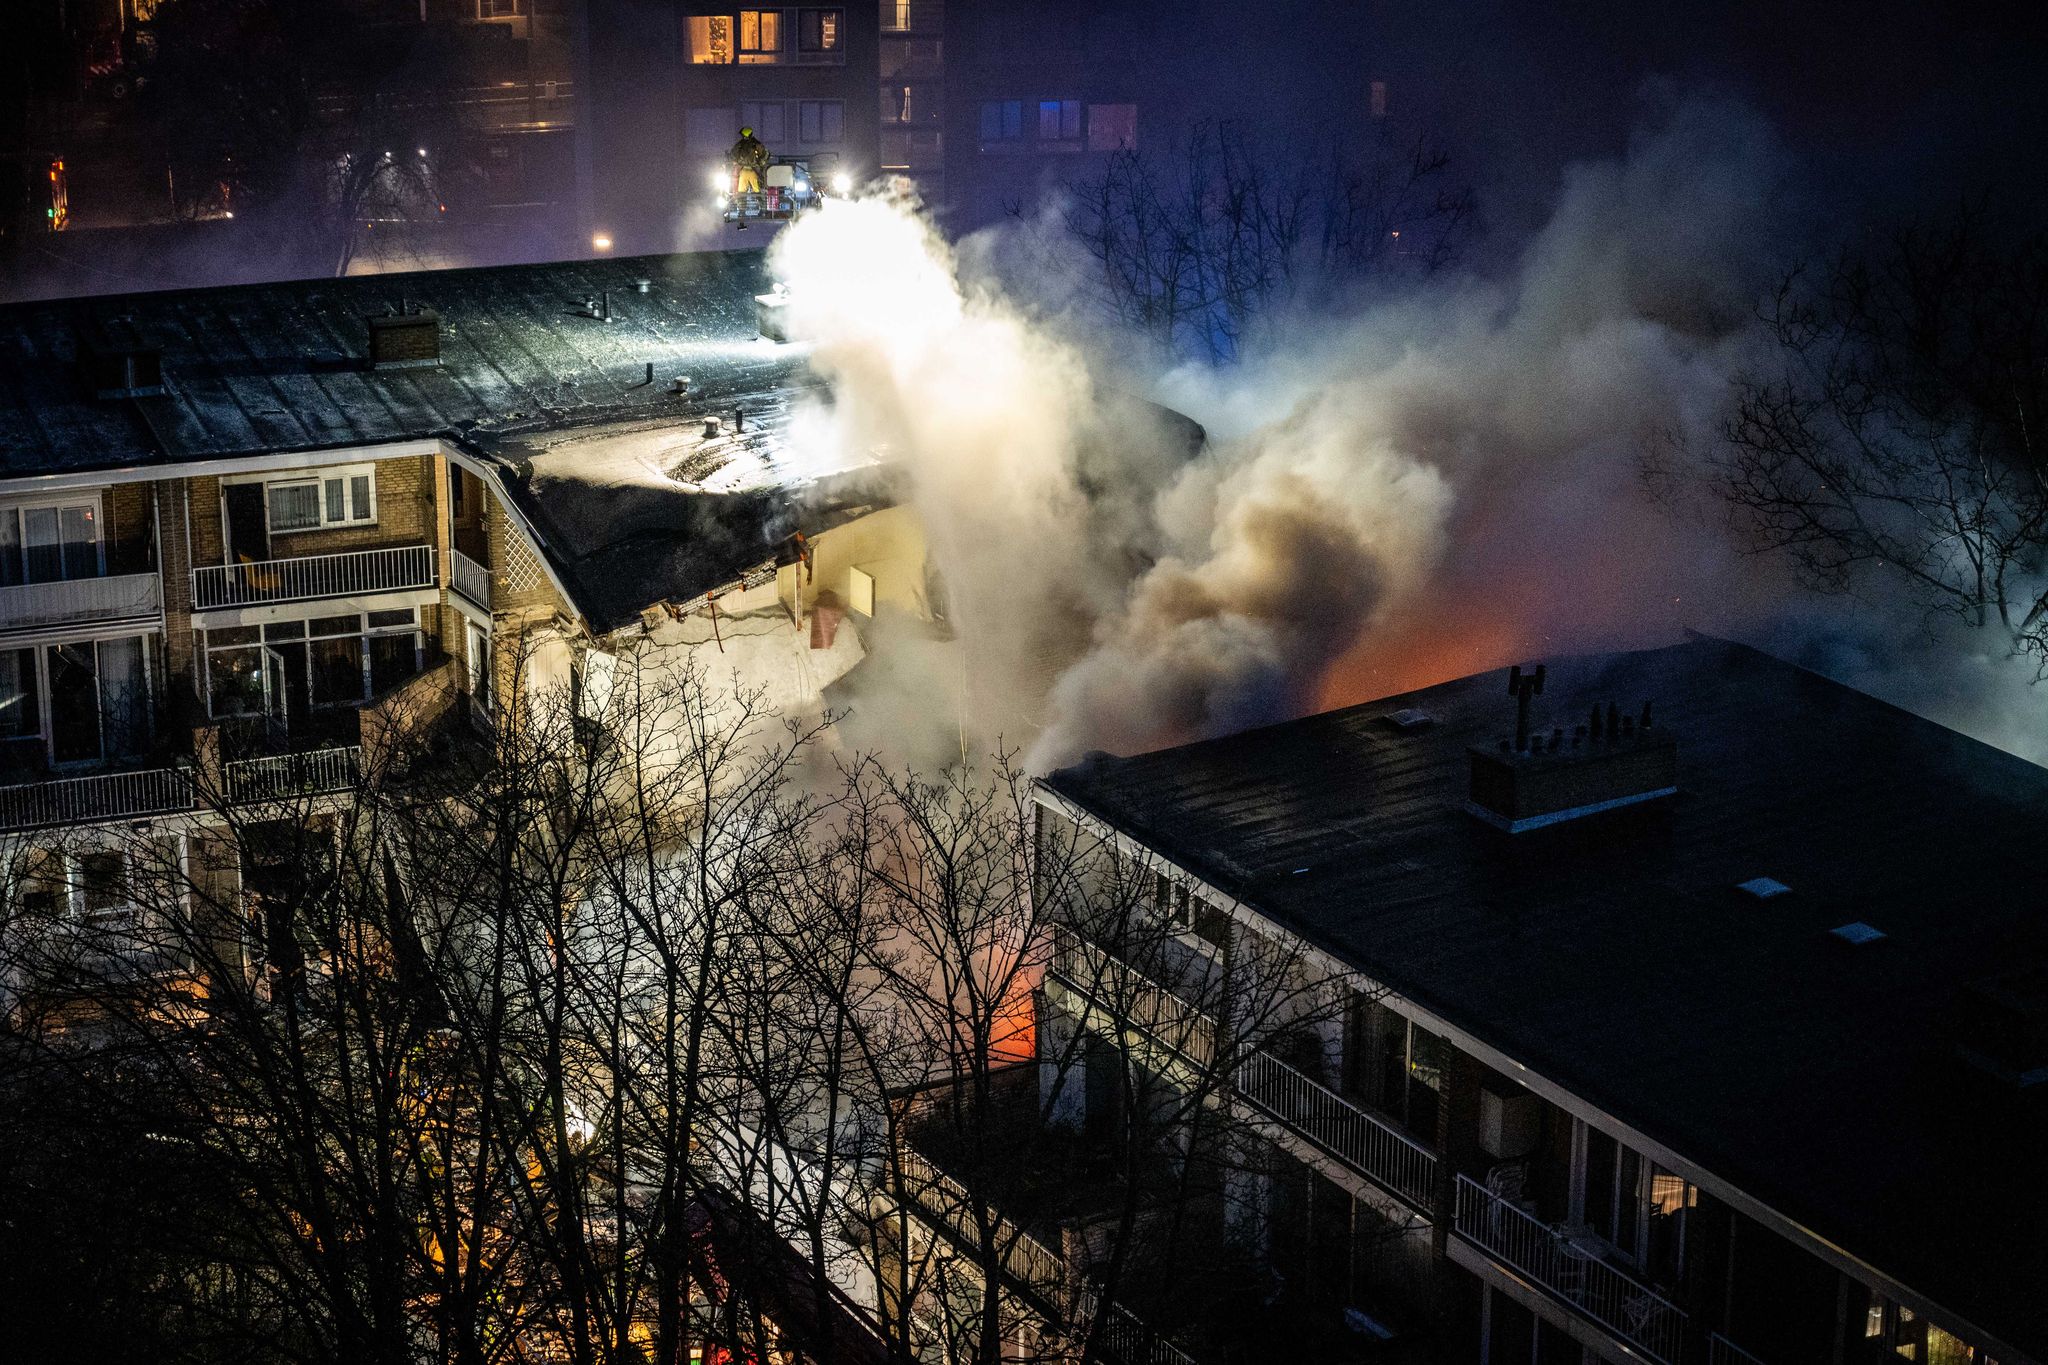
[
  {"x1": 311, "y1": 635, "x2": 364, "y2": 705},
  {"x1": 269, "y1": 482, "x2": 321, "y2": 532},
  {"x1": 96, "y1": 636, "x2": 148, "y2": 759},
  {"x1": 350, "y1": 475, "x2": 372, "y2": 521}
]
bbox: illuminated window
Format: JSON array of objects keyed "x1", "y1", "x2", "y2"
[
  {"x1": 881, "y1": 0, "x2": 910, "y2": 30},
  {"x1": 262, "y1": 466, "x2": 376, "y2": 534},
  {"x1": 689, "y1": 15, "x2": 735, "y2": 62},
  {"x1": 883, "y1": 85, "x2": 911, "y2": 124},
  {"x1": 1039, "y1": 99, "x2": 1082, "y2": 143},
  {"x1": 979, "y1": 100, "x2": 1023, "y2": 143},
  {"x1": 739, "y1": 10, "x2": 783, "y2": 56},
  {"x1": 476, "y1": 0, "x2": 525, "y2": 17},
  {"x1": 799, "y1": 100, "x2": 843, "y2": 143},
  {"x1": 798, "y1": 7, "x2": 841, "y2": 53}
]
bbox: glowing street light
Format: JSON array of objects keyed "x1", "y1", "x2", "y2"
[{"x1": 592, "y1": 233, "x2": 614, "y2": 253}]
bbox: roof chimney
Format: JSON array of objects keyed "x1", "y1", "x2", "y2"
[
  {"x1": 1467, "y1": 669, "x2": 1678, "y2": 832},
  {"x1": 78, "y1": 317, "x2": 165, "y2": 400},
  {"x1": 366, "y1": 307, "x2": 441, "y2": 370}
]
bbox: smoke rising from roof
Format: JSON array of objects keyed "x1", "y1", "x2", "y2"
[{"x1": 774, "y1": 99, "x2": 2048, "y2": 771}]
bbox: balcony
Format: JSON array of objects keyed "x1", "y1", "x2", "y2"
[
  {"x1": 1049, "y1": 926, "x2": 1439, "y2": 1213},
  {"x1": 450, "y1": 548, "x2": 492, "y2": 611},
  {"x1": 222, "y1": 746, "x2": 361, "y2": 805},
  {"x1": 1453, "y1": 1175, "x2": 1685, "y2": 1365},
  {"x1": 0, "y1": 766, "x2": 192, "y2": 832},
  {"x1": 0, "y1": 571, "x2": 161, "y2": 635},
  {"x1": 192, "y1": 545, "x2": 436, "y2": 611}
]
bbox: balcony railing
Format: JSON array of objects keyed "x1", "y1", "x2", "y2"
[
  {"x1": 0, "y1": 571, "x2": 161, "y2": 633},
  {"x1": 1050, "y1": 926, "x2": 1217, "y2": 1067},
  {"x1": 896, "y1": 1145, "x2": 1067, "y2": 1300},
  {"x1": 1235, "y1": 1050, "x2": 1438, "y2": 1212},
  {"x1": 1709, "y1": 1334, "x2": 1769, "y2": 1365},
  {"x1": 450, "y1": 549, "x2": 491, "y2": 611},
  {"x1": 0, "y1": 766, "x2": 193, "y2": 832},
  {"x1": 1091, "y1": 1295, "x2": 1200, "y2": 1365},
  {"x1": 1051, "y1": 926, "x2": 1438, "y2": 1212},
  {"x1": 1454, "y1": 1175, "x2": 1685, "y2": 1365},
  {"x1": 224, "y1": 746, "x2": 361, "y2": 805},
  {"x1": 192, "y1": 545, "x2": 436, "y2": 610}
]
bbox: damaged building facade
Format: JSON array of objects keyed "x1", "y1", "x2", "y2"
[{"x1": 0, "y1": 248, "x2": 929, "y2": 990}]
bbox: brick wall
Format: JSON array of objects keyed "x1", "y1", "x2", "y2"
[{"x1": 186, "y1": 454, "x2": 436, "y2": 566}]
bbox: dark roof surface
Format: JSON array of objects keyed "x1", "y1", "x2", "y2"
[
  {"x1": 1046, "y1": 636, "x2": 2048, "y2": 1358},
  {"x1": 0, "y1": 250, "x2": 795, "y2": 473}
]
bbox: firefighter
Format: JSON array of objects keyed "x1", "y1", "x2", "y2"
[{"x1": 728, "y1": 126, "x2": 769, "y2": 196}]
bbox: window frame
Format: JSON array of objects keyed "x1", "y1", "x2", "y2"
[
  {"x1": 739, "y1": 100, "x2": 787, "y2": 144},
  {"x1": 799, "y1": 99, "x2": 845, "y2": 143},
  {"x1": 0, "y1": 491, "x2": 107, "y2": 585},
  {"x1": 739, "y1": 9, "x2": 784, "y2": 59},
  {"x1": 242, "y1": 464, "x2": 379, "y2": 536},
  {"x1": 797, "y1": 7, "x2": 843, "y2": 56},
  {"x1": 200, "y1": 607, "x2": 422, "y2": 719},
  {"x1": 979, "y1": 99, "x2": 1024, "y2": 144}
]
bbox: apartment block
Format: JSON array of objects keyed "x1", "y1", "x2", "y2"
[{"x1": 950, "y1": 638, "x2": 2048, "y2": 1365}]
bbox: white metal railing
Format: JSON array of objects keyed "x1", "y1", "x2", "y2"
[
  {"x1": 192, "y1": 545, "x2": 435, "y2": 610},
  {"x1": 450, "y1": 549, "x2": 491, "y2": 610},
  {"x1": 896, "y1": 1145, "x2": 1067, "y2": 1300},
  {"x1": 223, "y1": 746, "x2": 361, "y2": 805},
  {"x1": 1235, "y1": 1050, "x2": 1438, "y2": 1211},
  {"x1": 1051, "y1": 926, "x2": 1438, "y2": 1211},
  {"x1": 0, "y1": 571, "x2": 162, "y2": 632},
  {"x1": 0, "y1": 766, "x2": 193, "y2": 831},
  {"x1": 1050, "y1": 926, "x2": 1217, "y2": 1067},
  {"x1": 1454, "y1": 1175, "x2": 1685, "y2": 1365},
  {"x1": 1709, "y1": 1334, "x2": 1768, "y2": 1365},
  {"x1": 1091, "y1": 1296, "x2": 1200, "y2": 1365}
]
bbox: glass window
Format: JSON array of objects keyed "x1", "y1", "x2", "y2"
[
  {"x1": 97, "y1": 635, "x2": 148, "y2": 759},
  {"x1": 311, "y1": 635, "x2": 364, "y2": 705},
  {"x1": 1087, "y1": 102, "x2": 1138, "y2": 152},
  {"x1": 59, "y1": 506, "x2": 99, "y2": 578},
  {"x1": 207, "y1": 646, "x2": 266, "y2": 718},
  {"x1": 0, "y1": 509, "x2": 19, "y2": 587},
  {"x1": 369, "y1": 633, "x2": 419, "y2": 695},
  {"x1": 0, "y1": 647, "x2": 38, "y2": 740},
  {"x1": 324, "y1": 477, "x2": 345, "y2": 524},
  {"x1": 688, "y1": 15, "x2": 734, "y2": 62},
  {"x1": 79, "y1": 850, "x2": 128, "y2": 916},
  {"x1": 740, "y1": 101, "x2": 786, "y2": 143},
  {"x1": 268, "y1": 481, "x2": 321, "y2": 532},
  {"x1": 798, "y1": 7, "x2": 841, "y2": 51},
  {"x1": 1039, "y1": 99, "x2": 1082, "y2": 142},
  {"x1": 310, "y1": 615, "x2": 359, "y2": 638},
  {"x1": 739, "y1": 10, "x2": 781, "y2": 54},
  {"x1": 263, "y1": 620, "x2": 305, "y2": 641},
  {"x1": 980, "y1": 100, "x2": 1022, "y2": 142},
  {"x1": 350, "y1": 475, "x2": 373, "y2": 521},
  {"x1": 800, "y1": 100, "x2": 844, "y2": 142},
  {"x1": 367, "y1": 608, "x2": 415, "y2": 629}
]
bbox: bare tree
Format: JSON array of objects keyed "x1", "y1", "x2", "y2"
[
  {"x1": 1048, "y1": 121, "x2": 1475, "y2": 364},
  {"x1": 1700, "y1": 203, "x2": 2048, "y2": 660}
]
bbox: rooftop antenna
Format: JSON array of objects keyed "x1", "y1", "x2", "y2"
[{"x1": 1507, "y1": 663, "x2": 1546, "y2": 752}]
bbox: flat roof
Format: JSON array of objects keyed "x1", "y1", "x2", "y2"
[
  {"x1": 1045, "y1": 635, "x2": 2048, "y2": 1358},
  {"x1": 0, "y1": 250, "x2": 796, "y2": 474}
]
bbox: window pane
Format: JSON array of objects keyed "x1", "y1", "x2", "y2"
[
  {"x1": 350, "y1": 474, "x2": 372, "y2": 521},
  {"x1": 325, "y1": 477, "x2": 344, "y2": 523},
  {"x1": 0, "y1": 509, "x2": 20, "y2": 587},
  {"x1": 311, "y1": 635, "x2": 364, "y2": 705},
  {"x1": 823, "y1": 101, "x2": 842, "y2": 141},
  {"x1": 369, "y1": 633, "x2": 419, "y2": 695},
  {"x1": 310, "y1": 615, "x2": 359, "y2": 637},
  {"x1": 688, "y1": 15, "x2": 733, "y2": 62},
  {"x1": 59, "y1": 505, "x2": 98, "y2": 579},
  {"x1": 263, "y1": 620, "x2": 306, "y2": 641},
  {"x1": 206, "y1": 624, "x2": 261, "y2": 646},
  {"x1": 0, "y1": 647, "x2": 38, "y2": 739},
  {"x1": 268, "y1": 482, "x2": 321, "y2": 532},
  {"x1": 48, "y1": 643, "x2": 101, "y2": 764},
  {"x1": 97, "y1": 636, "x2": 148, "y2": 759},
  {"x1": 23, "y1": 506, "x2": 61, "y2": 583},
  {"x1": 1039, "y1": 101, "x2": 1061, "y2": 139},
  {"x1": 367, "y1": 608, "x2": 415, "y2": 628},
  {"x1": 80, "y1": 851, "x2": 127, "y2": 915},
  {"x1": 207, "y1": 648, "x2": 265, "y2": 718}
]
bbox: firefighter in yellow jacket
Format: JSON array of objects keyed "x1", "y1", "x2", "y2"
[{"x1": 729, "y1": 126, "x2": 769, "y2": 195}]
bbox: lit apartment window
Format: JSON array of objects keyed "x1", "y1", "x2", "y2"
[
  {"x1": 0, "y1": 496, "x2": 103, "y2": 584},
  {"x1": 799, "y1": 100, "x2": 844, "y2": 143},
  {"x1": 739, "y1": 10, "x2": 783, "y2": 59},
  {"x1": 476, "y1": 0, "x2": 525, "y2": 17},
  {"x1": 798, "y1": 7, "x2": 842, "y2": 55},
  {"x1": 979, "y1": 99, "x2": 1023, "y2": 143},
  {"x1": 883, "y1": 85, "x2": 912, "y2": 124},
  {"x1": 689, "y1": 15, "x2": 736, "y2": 63},
  {"x1": 881, "y1": 0, "x2": 911, "y2": 31},
  {"x1": 203, "y1": 609, "x2": 422, "y2": 719},
  {"x1": 264, "y1": 467, "x2": 376, "y2": 534},
  {"x1": 1038, "y1": 99, "x2": 1082, "y2": 144},
  {"x1": 739, "y1": 101, "x2": 787, "y2": 144}
]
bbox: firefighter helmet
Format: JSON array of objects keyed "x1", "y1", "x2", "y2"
[{"x1": 740, "y1": 126, "x2": 754, "y2": 138}]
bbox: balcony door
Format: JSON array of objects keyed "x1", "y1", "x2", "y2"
[
  {"x1": 224, "y1": 483, "x2": 269, "y2": 564},
  {"x1": 0, "y1": 497, "x2": 104, "y2": 585},
  {"x1": 44, "y1": 637, "x2": 150, "y2": 767}
]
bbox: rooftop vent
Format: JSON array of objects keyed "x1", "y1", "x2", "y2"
[
  {"x1": 79, "y1": 324, "x2": 165, "y2": 400},
  {"x1": 366, "y1": 306, "x2": 441, "y2": 369},
  {"x1": 1380, "y1": 707, "x2": 1435, "y2": 733},
  {"x1": 1829, "y1": 921, "x2": 1887, "y2": 946},
  {"x1": 1955, "y1": 968, "x2": 2048, "y2": 1090},
  {"x1": 1465, "y1": 665, "x2": 1677, "y2": 833},
  {"x1": 1736, "y1": 877, "x2": 1792, "y2": 899},
  {"x1": 756, "y1": 285, "x2": 791, "y2": 343}
]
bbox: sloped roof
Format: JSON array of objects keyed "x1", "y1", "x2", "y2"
[{"x1": 1047, "y1": 636, "x2": 2048, "y2": 1360}]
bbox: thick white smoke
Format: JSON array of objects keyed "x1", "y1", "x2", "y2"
[{"x1": 772, "y1": 100, "x2": 2048, "y2": 771}]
